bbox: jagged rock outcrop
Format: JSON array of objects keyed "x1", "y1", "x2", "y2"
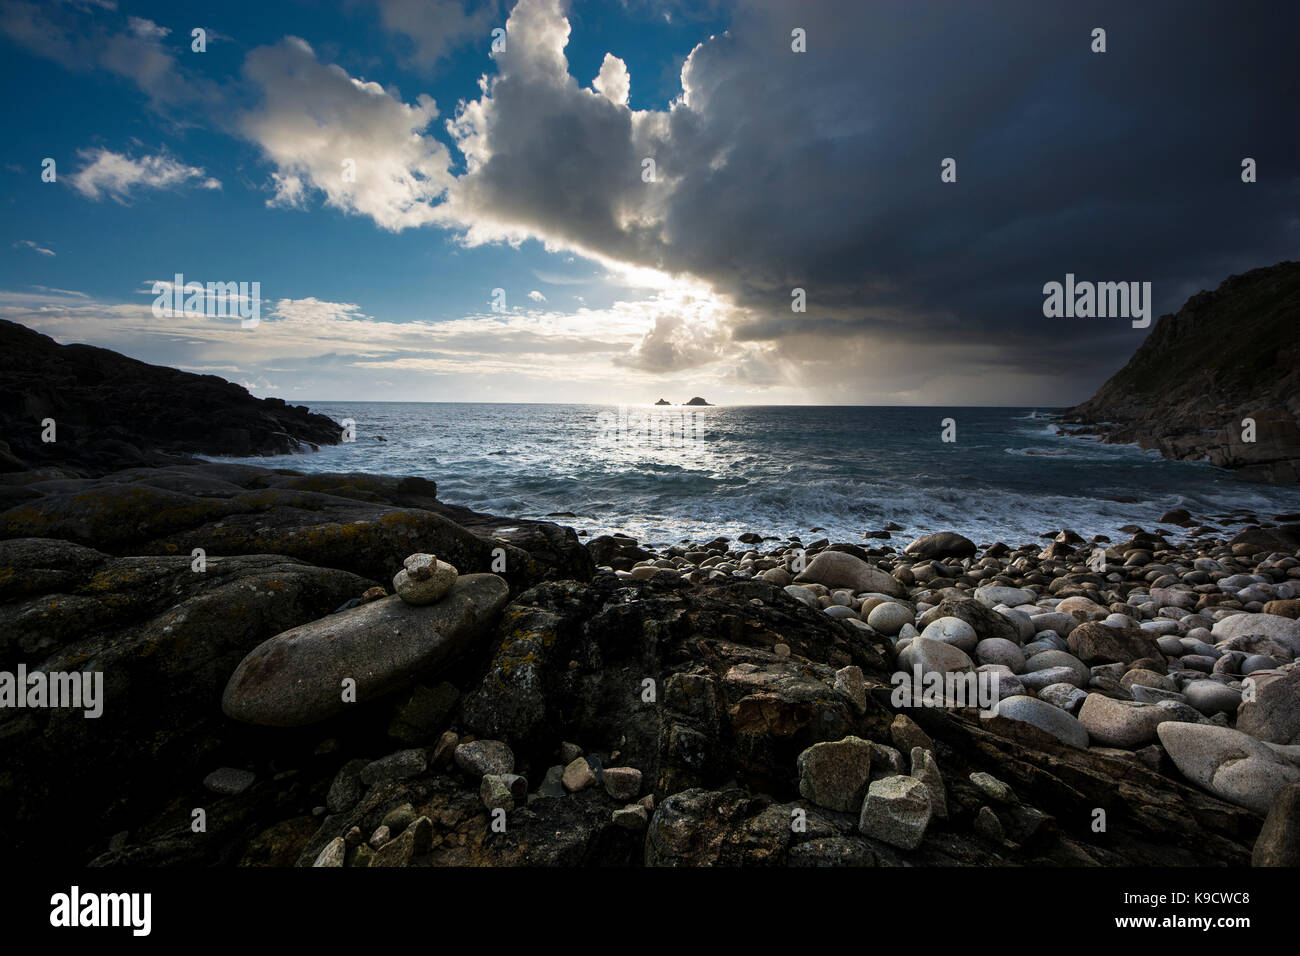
[{"x1": 1064, "y1": 261, "x2": 1300, "y2": 483}]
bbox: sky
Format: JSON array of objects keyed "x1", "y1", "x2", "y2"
[{"x1": 0, "y1": 0, "x2": 1296, "y2": 405}]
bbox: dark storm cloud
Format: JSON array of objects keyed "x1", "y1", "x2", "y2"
[{"x1": 443, "y1": 0, "x2": 1299, "y2": 401}]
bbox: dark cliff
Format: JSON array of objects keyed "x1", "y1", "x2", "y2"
[
  {"x1": 0, "y1": 319, "x2": 342, "y2": 474},
  {"x1": 1064, "y1": 261, "x2": 1300, "y2": 483}
]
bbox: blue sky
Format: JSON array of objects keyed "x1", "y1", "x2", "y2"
[
  {"x1": 0, "y1": 0, "x2": 743, "y2": 401},
  {"x1": 1, "y1": 0, "x2": 1296, "y2": 404}
]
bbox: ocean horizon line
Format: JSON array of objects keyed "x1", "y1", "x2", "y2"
[{"x1": 279, "y1": 399, "x2": 1073, "y2": 409}]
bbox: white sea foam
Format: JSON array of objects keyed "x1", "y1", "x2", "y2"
[{"x1": 217, "y1": 403, "x2": 1300, "y2": 549}]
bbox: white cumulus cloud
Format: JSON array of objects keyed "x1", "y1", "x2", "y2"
[
  {"x1": 240, "y1": 36, "x2": 455, "y2": 232},
  {"x1": 67, "y1": 148, "x2": 221, "y2": 201}
]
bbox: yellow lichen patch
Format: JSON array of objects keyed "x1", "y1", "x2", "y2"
[
  {"x1": 1, "y1": 505, "x2": 48, "y2": 533},
  {"x1": 82, "y1": 566, "x2": 154, "y2": 592}
]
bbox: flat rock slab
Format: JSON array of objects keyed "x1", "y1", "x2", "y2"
[{"x1": 222, "y1": 573, "x2": 509, "y2": 726}]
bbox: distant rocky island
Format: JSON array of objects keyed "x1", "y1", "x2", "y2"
[
  {"x1": 652, "y1": 397, "x2": 712, "y2": 406},
  {"x1": 1064, "y1": 261, "x2": 1300, "y2": 483}
]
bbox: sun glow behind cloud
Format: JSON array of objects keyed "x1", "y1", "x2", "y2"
[{"x1": 0, "y1": 272, "x2": 799, "y2": 402}]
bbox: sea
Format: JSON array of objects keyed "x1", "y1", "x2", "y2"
[{"x1": 221, "y1": 404, "x2": 1300, "y2": 549}]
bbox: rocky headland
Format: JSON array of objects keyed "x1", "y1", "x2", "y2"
[
  {"x1": 0, "y1": 319, "x2": 343, "y2": 473},
  {"x1": 1063, "y1": 260, "x2": 1300, "y2": 483}
]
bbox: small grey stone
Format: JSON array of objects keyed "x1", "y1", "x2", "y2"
[
  {"x1": 970, "y1": 771, "x2": 1017, "y2": 804},
  {"x1": 995, "y1": 695, "x2": 1089, "y2": 748},
  {"x1": 380, "y1": 803, "x2": 416, "y2": 835},
  {"x1": 480, "y1": 773, "x2": 515, "y2": 811},
  {"x1": 612, "y1": 804, "x2": 650, "y2": 829},
  {"x1": 797, "y1": 736, "x2": 874, "y2": 812},
  {"x1": 326, "y1": 759, "x2": 368, "y2": 813},
  {"x1": 537, "y1": 764, "x2": 566, "y2": 798},
  {"x1": 833, "y1": 665, "x2": 868, "y2": 713},
  {"x1": 313, "y1": 837, "x2": 347, "y2": 867},
  {"x1": 909, "y1": 746, "x2": 947, "y2": 819},
  {"x1": 560, "y1": 741, "x2": 583, "y2": 763},
  {"x1": 393, "y1": 553, "x2": 458, "y2": 605},
  {"x1": 974, "y1": 806, "x2": 1004, "y2": 842},
  {"x1": 202, "y1": 767, "x2": 255, "y2": 796},
  {"x1": 1036, "y1": 682, "x2": 1088, "y2": 714},
  {"x1": 890, "y1": 713, "x2": 933, "y2": 754},
  {"x1": 454, "y1": 739, "x2": 514, "y2": 777},
  {"x1": 603, "y1": 766, "x2": 643, "y2": 801},
  {"x1": 1183, "y1": 680, "x2": 1243, "y2": 716},
  {"x1": 858, "y1": 775, "x2": 932, "y2": 850}
]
